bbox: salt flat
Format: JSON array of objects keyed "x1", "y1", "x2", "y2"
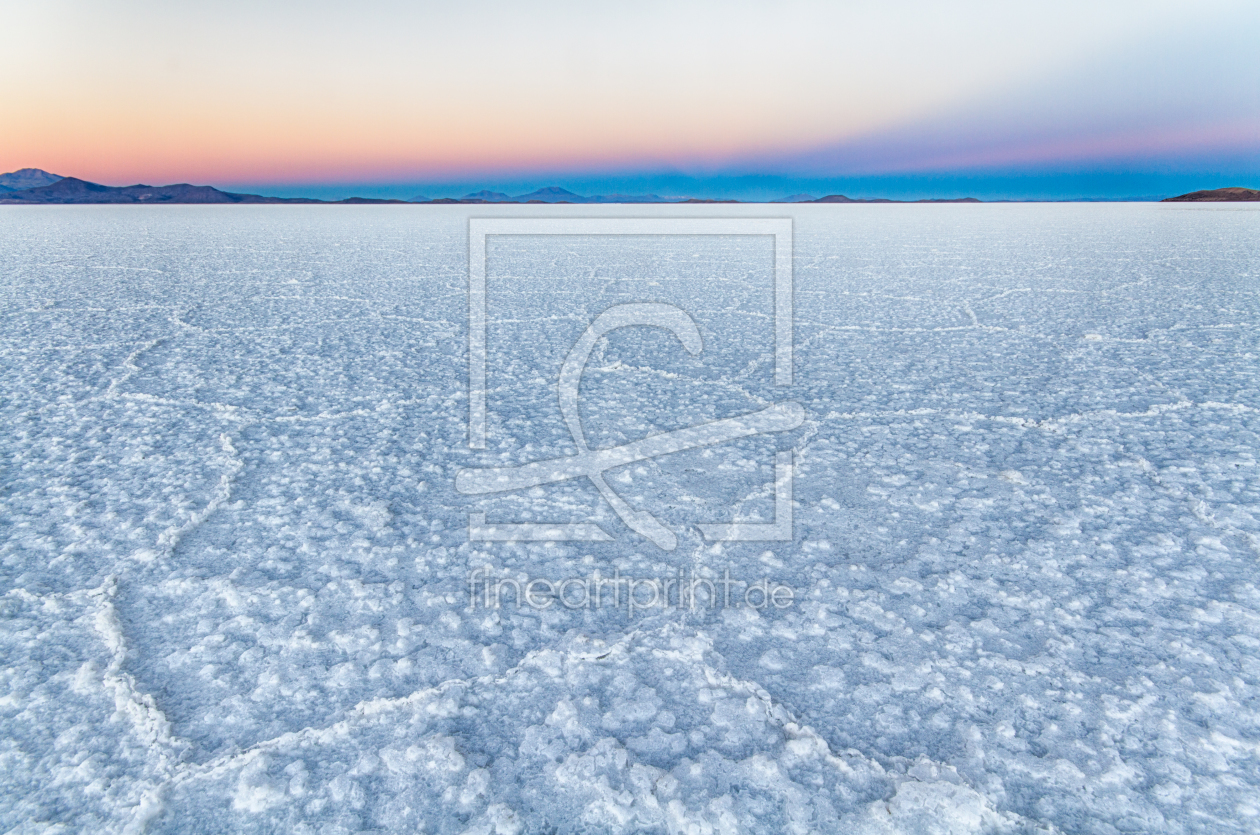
[{"x1": 1, "y1": 203, "x2": 1258, "y2": 833}]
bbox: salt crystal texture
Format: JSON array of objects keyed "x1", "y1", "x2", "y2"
[{"x1": 1, "y1": 203, "x2": 1257, "y2": 833}]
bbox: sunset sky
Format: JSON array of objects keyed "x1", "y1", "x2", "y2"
[{"x1": 3, "y1": 0, "x2": 1257, "y2": 199}]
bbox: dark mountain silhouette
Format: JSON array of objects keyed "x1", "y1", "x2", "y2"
[
  {"x1": 1162, "y1": 187, "x2": 1259, "y2": 202},
  {"x1": 0, "y1": 170, "x2": 1005, "y2": 205},
  {"x1": 513, "y1": 186, "x2": 585, "y2": 202},
  {"x1": 334, "y1": 196, "x2": 410, "y2": 204},
  {"x1": 0, "y1": 177, "x2": 405, "y2": 205},
  {"x1": 0, "y1": 178, "x2": 312, "y2": 204},
  {"x1": 0, "y1": 168, "x2": 62, "y2": 192}
]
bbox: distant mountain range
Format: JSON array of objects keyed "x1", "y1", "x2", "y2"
[
  {"x1": 0, "y1": 170, "x2": 991, "y2": 205},
  {"x1": 2, "y1": 169, "x2": 1253, "y2": 205},
  {"x1": 0, "y1": 175, "x2": 677, "y2": 205},
  {"x1": 424, "y1": 188, "x2": 982, "y2": 204},
  {"x1": 0, "y1": 173, "x2": 407, "y2": 205}
]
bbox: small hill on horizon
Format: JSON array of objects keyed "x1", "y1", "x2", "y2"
[
  {"x1": 0, "y1": 168, "x2": 62, "y2": 192},
  {"x1": 1162, "y1": 187, "x2": 1259, "y2": 202},
  {"x1": 513, "y1": 186, "x2": 582, "y2": 202}
]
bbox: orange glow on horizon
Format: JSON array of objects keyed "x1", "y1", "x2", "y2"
[{"x1": 2, "y1": 1, "x2": 1255, "y2": 187}]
